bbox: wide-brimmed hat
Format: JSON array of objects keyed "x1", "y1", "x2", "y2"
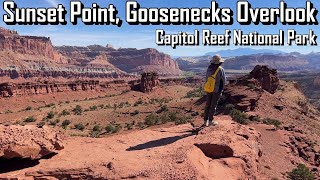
[{"x1": 210, "y1": 55, "x2": 225, "y2": 64}]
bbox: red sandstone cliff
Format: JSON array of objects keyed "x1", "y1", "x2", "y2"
[
  {"x1": 56, "y1": 46, "x2": 182, "y2": 75},
  {"x1": 0, "y1": 27, "x2": 67, "y2": 64}
]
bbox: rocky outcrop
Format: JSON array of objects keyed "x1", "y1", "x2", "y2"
[
  {"x1": 0, "y1": 118, "x2": 262, "y2": 179},
  {"x1": 0, "y1": 80, "x2": 131, "y2": 98},
  {"x1": 247, "y1": 65, "x2": 280, "y2": 94},
  {"x1": 139, "y1": 72, "x2": 160, "y2": 93},
  {"x1": 224, "y1": 65, "x2": 280, "y2": 111},
  {"x1": 0, "y1": 125, "x2": 63, "y2": 160},
  {"x1": 56, "y1": 46, "x2": 181, "y2": 75},
  {"x1": 0, "y1": 27, "x2": 66, "y2": 64}
]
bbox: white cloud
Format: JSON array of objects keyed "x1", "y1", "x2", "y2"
[{"x1": 45, "y1": 0, "x2": 58, "y2": 6}]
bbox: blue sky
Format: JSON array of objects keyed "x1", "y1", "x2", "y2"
[{"x1": 1, "y1": 0, "x2": 319, "y2": 56}]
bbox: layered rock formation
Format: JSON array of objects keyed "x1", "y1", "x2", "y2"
[
  {"x1": 0, "y1": 125, "x2": 63, "y2": 160},
  {"x1": 0, "y1": 27, "x2": 132, "y2": 80},
  {"x1": 140, "y1": 72, "x2": 160, "y2": 93},
  {"x1": 56, "y1": 46, "x2": 181, "y2": 75},
  {"x1": 0, "y1": 27, "x2": 66, "y2": 64}
]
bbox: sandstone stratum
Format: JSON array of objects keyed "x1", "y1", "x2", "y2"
[{"x1": 0, "y1": 27, "x2": 181, "y2": 81}]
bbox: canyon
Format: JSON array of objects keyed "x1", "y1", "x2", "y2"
[{"x1": 0, "y1": 27, "x2": 181, "y2": 82}]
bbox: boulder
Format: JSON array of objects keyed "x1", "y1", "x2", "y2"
[{"x1": 0, "y1": 125, "x2": 64, "y2": 160}]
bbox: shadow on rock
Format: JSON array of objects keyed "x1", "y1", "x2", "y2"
[
  {"x1": 0, "y1": 153, "x2": 57, "y2": 174},
  {"x1": 127, "y1": 133, "x2": 192, "y2": 151}
]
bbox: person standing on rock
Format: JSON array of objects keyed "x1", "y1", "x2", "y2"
[{"x1": 203, "y1": 55, "x2": 226, "y2": 127}]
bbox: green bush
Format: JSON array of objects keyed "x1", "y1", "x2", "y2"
[
  {"x1": 62, "y1": 120, "x2": 71, "y2": 129},
  {"x1": 133, "y1": 98, "x2": 144, "y2": 106},
  {"x1": 105, "y1": 124, "x2": 122, "y2": 134},
  {"x1": 174, "y1": 116, "x2": 192, "y2": 125},
  {"x1": 60, "y1": 109, "x2": 70, "y2": 116},
  {"x1": 184, "y1": 87, "x2": 205, "y2": 98},
  {"x1": 25, "y1": 106, "x2": 32, "y2": 111},
  {"x1": 47, "y1": 111, "x2": 55, "y2": 119},
  {"x1": 230, "y1": 109, "x2": 249, "y2": 125},
  {"x1": 263, "y1": 118, "x2": 281, "y2": 128},
  {"x1": 224, "y1": 104, "x2": 235, "y2": 114},
  {"x1": 247, "y1": 83, "x2": 256, "y2": 89},
  {"x1": 288, "y1": 164, "x2": 315, "y2": 180},
  {"x1": 93, "y1": 124, "x2": 102, "y2": 132},
  {"x1": 74, "y1": 123, "x2": 85, "y2": 131},
  {"x1": 160, "y1": 105, "x2": 169, "y2": 112},
  {"x1": 24, "y1": 116, "x2": 37, "y2": 123},
  {"x1": 105, "y1": 124, "x2": 115, "y2": 133},
  {"x1": 49, "y1": 119, "x2": 60, "y2": 126},
  {"x1": 132, "y1": 110, "x2": 140, "y2": 116},
  {"x1": 73, "y1": 105, "x2": 83, "y2": 115},
  {"x1": 89, "y1": 105, "x2": 98, "y2": 111},
  {"x1": 250, "y1": 115, "x2": 261, "y2": 122},
  {"x1": 144, "y1": 113, "x2": 158, "y2": 126}
]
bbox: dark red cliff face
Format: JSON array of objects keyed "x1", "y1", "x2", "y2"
[{"x1": 0, "y1": 28, "x2": 67, "y2": 64}]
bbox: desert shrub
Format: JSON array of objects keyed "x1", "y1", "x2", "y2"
[
  {"x1": 250, "y1": 115, "x2": 261, "y2": 122},
  {"x1": 25, "y1": 106, "x2": 32, "y2": 111},
  {"x1": 92, "y1": 124, "x2": 102, "y2": 132},
  {"x1": 230, "y1": 109, "x2": 249, "y2": 125},
  {"x1": 105, "y1": 104, "x2": 112, "y2": 109},
  {"x1": 24, "y1": 116, "x2": 36, "y2": 123},
  {"x1": 65, "y1": 101, "x2": 70, "y2": 104},
  {"x1": 137, "y1": 122, "x2": 146, "y2": 129},
  {"x1": 89, "y1": 105, "x2": 98, "y2": 111},
  {"x1": 160, "y1": 105, "x2": 169, "y2": 112},
  {"x1": 174, "y1": 116, "x2": 192, "y2": 125},
  {"x1": 74, "y1": 123, "x2": 85, "y2": 131},
  {"x1": 288, "y1": 164, "x2": 315, "y2": 180},
  {"x1": 133, "y1": 98, "x2": 143, "y2": 106},
  {"x1": 49, "y1": 119, "x2": 60, "y2": 126},
  {"x1": 62, "y1": 119, "x2": 71, "y2": 129},
  {"x1": 47, "y1": 111, "x2": 55, "y2": 119},
  {"x1": 263, "y1": 118, "x2": 281, "y2": 128},
  {"x1": 125, "y1": 123, "x2": 133, "y2": 130},
  {"x1": 89, "y1": 131, "x2": 101, "y2": 138},
  {"x1": 105, "y1": 124, "x2": 122, "y2": 134},
  {"x1": 224, "y1": 104, "x2": 235, "y2": 114},
  {"x1": 132, "y1": 110, "x2": 140, "y2": 116},
  {"x1": 105, "y1": 124, "x2": 115, "y2": 133},
  {"x1": 5, "y1": 110, "x2": 13, "y2": 114},
  {"x1": 36, "y1": 121, "x2": 45, "y2": 128},
  {"x1": 247, "y1": 83, "x2": 256, "y2": 89},
  {"x1": 60, "y1": 109, "x2": 70, "y2": 116},
  {"x1": 113, "y1": 124, "x2": 122, "y2": 133},
  {"x1": 45, "y1": 103, "x2": 55, "y2": 108},
  {"x1": 144, "y1": 113, "x2": 158, "y2": 126},
  {"x1": 184, "y1": 87, "x2": 205, "y2": 98},
  {"x1": 73, "y1": 105, "x2": 83, "y2": 115}
]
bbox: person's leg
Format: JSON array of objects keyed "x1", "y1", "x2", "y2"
[
  {"x1": 208, "y1": 93, "x2": 221, "y2": 123},
  {"x1": 204, "y1": 93, "x2": 213, "y2": 124}
]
